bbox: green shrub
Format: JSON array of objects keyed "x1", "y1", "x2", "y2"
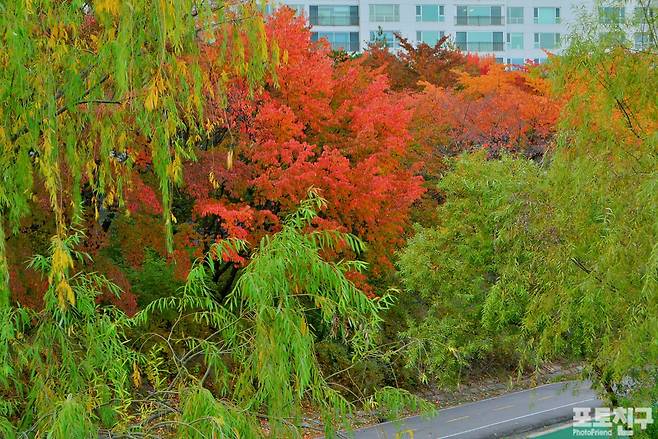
[
  {"x1": 397, "y1": 153, "x2": 543, "y2": 384},
  {"x1": 128, "y1": 249, "x2": 184, "y2": 308}
]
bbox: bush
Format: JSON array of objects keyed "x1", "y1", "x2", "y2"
[
  {"x1": 128, "y1": 249, "x2": 184, "y2": 308},
  {"x1": 397, "y1": 153, "x2": 543, "y2": 384}
]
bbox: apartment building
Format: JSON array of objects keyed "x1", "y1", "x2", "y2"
[{"x1": 268, "y1": 1, "x2": 650, "y2": 64}]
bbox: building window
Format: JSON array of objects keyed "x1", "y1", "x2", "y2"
[
  {"x1": 369, "y1": 30, "x2": 400, "y2": 48},
  {"x1": 309, "y1": 5, "x2": 358, "y2": 26},
  {"x1": 312, "y1": 31, "x2": 360, "y2": 51},
  {"x1": 507, "y1": 57, "x2": 526, "y2": 67},
  {"x1": 507, "y1": 6, "x2": 523, "y2": 24},
  {"x1": 534, "y1": 7, "x2": 560, "y2": 24},
  {"x1": 416, "y1": 5, "x2": 445, "y2": 22},
  {"x1": 634, "y1": 6, "x2": 657, "y2": 24},
  {"x1": 534, "y1": 32, "x2": 560, "y2": 49},
  {"x1": 265, "y1": 3, "x2": 304, "y2": 15},
  {"x1": 456, "y1": 31, "x2": 504, "y2": 51},
  {"x1": 599, "y1": 6, "x2": 625, "y2": 24},
  {"x1": 507, "y1": 32, "x2": 524, "y2": 49},
  {"x1": 369, "y1": 4, "x2": 400, "y2": 22},
  {"x1": 416, "y1": 30, "x2": 445, "y2": 45},
  {"x1": 455, "y1": 5, "x2": 503, "y2": 26},
  {"x1": 634, "y1": 32, "x2": 654, "y2": 50}
]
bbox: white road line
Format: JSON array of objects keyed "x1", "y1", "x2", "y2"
[
  {"x1": 353, "y1": 381, "x2": 593, "y2": 437},
  {"x1": 436, "y1": 398, "x2": 598, "y2": 439},
  {"x1": 435, "y1": 381, "x2": 585, "y2": 413},
  {"x1": 446, "y1": 416, "x2": 470, "y2": 423}
]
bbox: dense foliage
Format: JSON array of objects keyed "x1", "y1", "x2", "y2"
[
  {"x1": 1, "y1": 193, "x2": 433, "y2": 437},
  {"x1": 527, "y1": 16, "x2": 658, "y2": 406},
  {"x1": 1, "y1": 0, "x2": 657, "y2": 436},
  {"x1": 0, "y1": 0, "x2": 273, "y2": 309},
  {"x1": 398, "y1": 154, "x2": 543, "y2": 384},
  {"x1": 397, "y1": 3, "x2": 658, "y2": 421},
  {"x1": 0, "y1": 1, "x2": 426, "y2": 436},
  {"x1": 187, "y1": 10, "x2": 426, "y2": 281}
]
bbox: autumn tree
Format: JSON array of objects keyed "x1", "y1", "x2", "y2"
[
  {"x1": 407, "y1": 61, "x2": 560, "y2": 162},
  {"x1": 360, "y1": 32, "x2": 560, "y2": 165},
  {"x1": 392, "y1": 57, "x2": 558, "y2": 231},
  {"x1": 362, "y1": 34, "x2": 473, "y2": 91},
  {"x1": 184, "y1": 9, "x2": 425, "y2": 284}
]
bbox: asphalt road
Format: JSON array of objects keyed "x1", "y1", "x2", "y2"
[{"x1": 352, "y1": 381, "x2": 602, "y2": 439}]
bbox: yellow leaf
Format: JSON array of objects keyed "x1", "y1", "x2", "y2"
[
  {"x1": 132, "y1": 362, "x2": 142, "y2": 388},
  {"x1": 50, "y1": 240, "x2": 73, "y2": 284},
  {"x1": 144, "y1": 87, "x2": 158, "y2": 111},
  {"x1": 96, "y1": 0, "x2": 120, "y2": 16},
  {"x1": 56, "y1": 290, "x2": 66, "y2": 311},
  {"x1": 282, "y1": 49, "x2": 289, "y2": 65},
  {"x1": 56, "y1": 279, "x2": 75, "y2": 310},
  {"x1": 226, "y1": 149, "x2": 233, "y2": 170},
  {"x1": 167, "y1": 154, "x2": 183, "y2": 182},
  {"x1": 106, "y1": 189, "x2": 115, "y2": 206},
  {"x1": 209, "y1": 171, "x2": 220, "y2": 190},
  {"x1": 67, "y1": 288, "x2": 75, "y2": 307}
]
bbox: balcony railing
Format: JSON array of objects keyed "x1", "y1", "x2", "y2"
[
  {"x1": 456, "y1": 41, "x2": 504, "y2": 51},
  {"x1": 533, "y1": 43, "x2": 559, "y2": 49},
  {"x1": 533, "y1": 17, "x2": 561, "y2": 24},
  {"x1": 310, "y1": 16, "x2": 359, "y2": 26},
  {"x1": 455, "y1": 15, "x2": 504, "y2": 25}
]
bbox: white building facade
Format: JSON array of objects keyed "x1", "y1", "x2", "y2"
[{"x1": 270, "y1": 1, "x2": 647, "y2": 64}]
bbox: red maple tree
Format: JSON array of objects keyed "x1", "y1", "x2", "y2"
[{"x1": 186, "y1": 9, "x2": 425, "y2": 280}]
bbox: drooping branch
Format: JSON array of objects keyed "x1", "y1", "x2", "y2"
[
  {"x1": 570, "y1": 257, "x2": 619, "y2": 294},
  {"x1": 10, "y1": 74, "x2": 110, "y2": 147}
]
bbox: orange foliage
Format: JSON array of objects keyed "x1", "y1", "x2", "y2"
[
  {"x1": 4, "y1": 9, "x2": 562, "y2": 313},
  {"x1": 409, "y1": 62, "x2": 561, "y2": 159},
  {"x1": 187, "y1": 9, "x2": 426, "y2": 277}
]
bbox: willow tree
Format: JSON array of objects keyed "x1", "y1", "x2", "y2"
[
  {"x1": 523, "y1": 1, "x2": 658, "y2": 405},
  {"x1": 0, "y1": 192, "x2": 417, "y2": 437},
  {"x1": 0, "y1": 0, "x2": 274, "y2": 308},
  {"x1": 397, "y1": 1, "x2": 658, "y2": 411}
]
